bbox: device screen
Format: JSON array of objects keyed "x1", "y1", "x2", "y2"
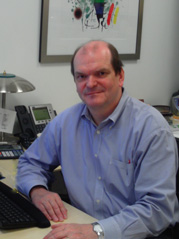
[
  {"x1": 174, "y1": 98, "x2": 179, "y2": 107},
  {"x1": 32, "y1": 107, "x2": 50, "y2": 121}
]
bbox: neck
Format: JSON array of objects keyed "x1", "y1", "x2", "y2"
[{"x1": 88, "y1": 100, "x2": 120, "y2": 126}]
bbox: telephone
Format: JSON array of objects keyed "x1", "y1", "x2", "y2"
[
  {"x1": 15, "y1": 104, "x2": 56, "y2": 148},
  {"x1": 171, "y1": 90, "x2": 179, "y2": 116}
]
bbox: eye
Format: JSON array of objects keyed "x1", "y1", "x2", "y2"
[
  {"x1": 97, "y1": 71, "x2": 107, "y2": 78},
  {"x1": 75, "y1": 74, "x2": 87, "y2": 82}
]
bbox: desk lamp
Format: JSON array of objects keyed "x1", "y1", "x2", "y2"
[{"x1": 0, "y1": 71, "x2": 35, "y2": 144}]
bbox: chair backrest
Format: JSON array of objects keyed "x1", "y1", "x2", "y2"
[
  {"x1": 173, "y1": 137, "x2": 179, "y2": 238},
  {"x1": 175, "y1": 138, "x2": 179, "y2": 201},
  {"x1": 176, "y1": 171, "x2": 179, "y2": 201}
]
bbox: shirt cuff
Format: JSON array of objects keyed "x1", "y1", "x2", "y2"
[{"x1": 98, "y1": 217, "x2": 122, "y2": 239}]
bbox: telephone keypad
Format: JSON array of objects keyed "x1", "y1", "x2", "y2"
[{"x1": 35, "y1": 124, "x2": 46, "y2": 134}]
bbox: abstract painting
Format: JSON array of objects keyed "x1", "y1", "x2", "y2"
[
  {"x1": 39, "y1": 0, "x2": 144, "y2": 63},
  {"x1": 68, "y1": 0, "x2": 120, "y2": 31}
]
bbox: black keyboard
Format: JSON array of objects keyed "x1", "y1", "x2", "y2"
[{"x1": 0, "y1": 181, "x2": 50, "y2": 229}]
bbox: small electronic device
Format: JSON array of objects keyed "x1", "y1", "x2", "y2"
[
  {"x1": 0, "y1": 172, "x2": 4, "y2": 179},
  {"x1": 14, "y1": 104, "x2": 56, "y2": 149},
  {"x1": 0, "y1": 144, "x2": 24, "y2": 159},
  {"x1": 29, "y1": 104, "x2": 56, "y2": 134},
  {"x1": 171, "y1": 90, "x2": 179, "y2": 116},
  {"x1": 152, "y1": 105, "x2": 172, "y2": 117}
]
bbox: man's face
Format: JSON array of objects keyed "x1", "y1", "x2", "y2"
[{"x1": 73, "y1": 42, "x2": 124, "y2": 113}]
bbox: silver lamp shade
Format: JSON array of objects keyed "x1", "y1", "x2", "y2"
[{"x1": 0, "y1": 72, "x2": 35, "y2": 94}]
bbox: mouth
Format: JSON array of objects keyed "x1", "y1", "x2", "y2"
[{"x1": 85, "y1": 91, "x2": 103, "y2": 96}]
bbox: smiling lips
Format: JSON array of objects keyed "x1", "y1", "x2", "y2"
[{"x1": 85, "y1": 90, "x2": 103, "y2": 96}]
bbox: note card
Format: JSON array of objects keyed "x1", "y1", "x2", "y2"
[{"x1": 0, "y1": 108, "x2": 16, "y2": 134}]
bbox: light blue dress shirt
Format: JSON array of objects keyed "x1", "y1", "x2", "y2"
[{"x1": 16, "y1": 89, "x2": 179, "y2": 239}]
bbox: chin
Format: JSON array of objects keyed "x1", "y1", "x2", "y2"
[
  {"x1": 85, "y1": 101, "x2": 104, "y2": 108},
  {"x1": 82, "y1": 96, "x2": 105, "y2": 108}
]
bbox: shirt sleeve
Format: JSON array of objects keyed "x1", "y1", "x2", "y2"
[
  {"x1": 16, "y1": 121, "x2": 60, "y2": 197},
  {"x1": 98, "y1": 129, "x2": 179, "y2": 239}
]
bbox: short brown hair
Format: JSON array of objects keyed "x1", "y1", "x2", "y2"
[{"x1": 71, "y1": 40, "x2": 123, "y2": 76}]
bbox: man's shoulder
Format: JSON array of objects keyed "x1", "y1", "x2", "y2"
[
  {"x1": 126, "y1": 97, "x2": 170, "y2": 130},
  {"x1": 56, "y1": 102, "x2": 85, "y2": 120}
]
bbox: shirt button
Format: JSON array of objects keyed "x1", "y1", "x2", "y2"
[
  {"x1": 96, "y1": 200, "x2": 100, "y2": 204},
  {"x1": 96, "y1": 130, "x2": 100, "y2": 135},
  {"x1": 94, "y1": 154, "x2": 98, "y2": 158},
  {"x1": 98, "y1": 176, "x2": 102, "y2": 180}
]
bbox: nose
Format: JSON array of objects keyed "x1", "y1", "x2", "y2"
[{"x1": 86, "y1": 75, "x2": 97, "y2": 88}]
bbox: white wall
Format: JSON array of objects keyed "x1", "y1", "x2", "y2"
[{"x1": 0, "y1": 0, "x2": 179, "y2": 114}]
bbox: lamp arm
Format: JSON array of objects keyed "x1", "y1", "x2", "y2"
[{"x1": 1, "y1": 93, "x2": 6, "y2": 109}]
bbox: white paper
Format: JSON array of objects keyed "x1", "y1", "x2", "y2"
[{"x1": 0, "y1": 108, "x2": 16, "y2": 134}]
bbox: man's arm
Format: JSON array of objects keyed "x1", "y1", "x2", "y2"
[
  {"x1": 16, "y1": 121, "x2": 68, "y2": 223},
  {"x1": 16, "y1": 120, "x2": 60, "y2": 196},
  {"x1": 97, "y1": 129, "x2": 179, "y2": 239}
]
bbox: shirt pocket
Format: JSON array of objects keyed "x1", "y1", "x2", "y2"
[{"x1": 105, "y1": 158, "x2": 135, "y2": 201}]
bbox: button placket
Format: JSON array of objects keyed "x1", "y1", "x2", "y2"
[{"x1": 93, "y1": 128, "x2": 104, "y2": 212}]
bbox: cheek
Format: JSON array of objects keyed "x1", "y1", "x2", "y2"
[
  {"x1": 105, "y1": 80, "x2": 118, "y2": 91},
  {"x1": 76, "y1": 83, "x2": 84, "y2": 95}
]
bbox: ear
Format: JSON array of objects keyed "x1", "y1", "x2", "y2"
[{"x1": 118, "y1": 68, "x2": 124, "y2": 87}]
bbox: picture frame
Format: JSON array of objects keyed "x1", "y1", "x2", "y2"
[{"x1": 39, "y1": 0, "x2": 144, "y2": 63}]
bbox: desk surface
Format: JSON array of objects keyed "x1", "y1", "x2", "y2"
[{"x1": 0, "y1": 159, "x2": 96, "y2": 239}]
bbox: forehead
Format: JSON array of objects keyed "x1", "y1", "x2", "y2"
[{"x1": 74, "y1": 42, "x2": 112, "y2": 72}]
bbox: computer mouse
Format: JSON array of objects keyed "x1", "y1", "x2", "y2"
[{"x1": 0, "y1": 172, "x2": 3, "y2": 179}]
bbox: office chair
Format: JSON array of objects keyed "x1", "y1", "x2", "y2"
[
  {"x1": 49, "y1": 170, "x2": 71, "y2": 204},
  {"x1": 173, "y1": 137, "x2": 179, "y2": 239},
  {"x1": 147, "y1": 172, "x2": 179, "y2": 239}
]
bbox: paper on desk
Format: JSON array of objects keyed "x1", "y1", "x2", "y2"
[
  {"x1": 0, "y1": 108, "x2": 16, "y2": 134},
  {"x1": 169, "y1": 116, "x2": 179, "y2": 134}
]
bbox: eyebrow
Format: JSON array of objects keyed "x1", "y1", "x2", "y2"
[
  {"x1": 75, "y1": 68, "x2": 110, "y2": 75},
  {"x1": 74, "y1": 71, "x2": 86, "y2": 76}
]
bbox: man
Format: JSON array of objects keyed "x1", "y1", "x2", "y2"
[{"x1": 16, "y1": 40, "x2": 179, "y2": 239}]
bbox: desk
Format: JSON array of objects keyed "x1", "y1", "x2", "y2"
[{"x1": 0, "y1": 159, "x2": 96, "y2": 239}]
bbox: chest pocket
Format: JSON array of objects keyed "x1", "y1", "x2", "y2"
[{"x1": 105, "y1": 158, "x2": 135, "y2": 203}]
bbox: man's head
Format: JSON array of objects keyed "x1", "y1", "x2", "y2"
[
  {"x1": 71, "y1": 40, "x2": 123, "y2": 77},
  {"x1": 72, "y1": 40, "x2": 124, "y2": 123}
]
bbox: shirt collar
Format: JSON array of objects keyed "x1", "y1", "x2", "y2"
[{"x1": 108, "y1": 88, "x2": 129, "y2": 123}]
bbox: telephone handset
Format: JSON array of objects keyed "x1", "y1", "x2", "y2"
[
  {"x1": 15, "y1": 105, "x2": 37, "y2": 148},
  {"x1": 15, "y1": 104, "x2": 56, "y2": 148}
]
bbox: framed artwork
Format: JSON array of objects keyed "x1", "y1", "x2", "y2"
[{"x1": 39, "y1": 0, "x2": 144, "y2": 63}]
